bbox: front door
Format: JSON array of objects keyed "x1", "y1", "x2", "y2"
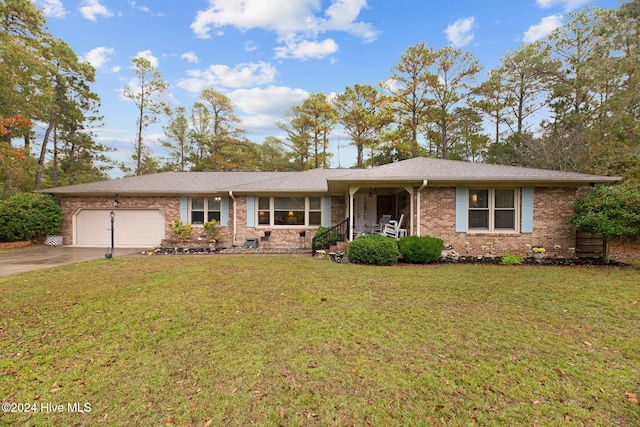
[{"x1": 353, "y1": 194, "x2": 377, "y2": 235}]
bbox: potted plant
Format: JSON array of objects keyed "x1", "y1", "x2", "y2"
[
  {"x1": 532, "y1": 247, "x2": 545, "y2": 261},
  {"x1": 298, "y1": 229, "x2": 306, "y2": 237}
]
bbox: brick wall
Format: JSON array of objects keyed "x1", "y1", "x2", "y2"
[
  {"x1": 62, "y1": 189, "x2": 578, "y2": 254},
  {"x1": 60, "y1": 196, "x2": 180, "y2": 245},
  {"x1": 419, "y1": 187, "x2": 578, "y2": 257}
]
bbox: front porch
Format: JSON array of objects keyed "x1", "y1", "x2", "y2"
[{"x1": 347, "y1": 185, "x2": 416, "y2": 241}]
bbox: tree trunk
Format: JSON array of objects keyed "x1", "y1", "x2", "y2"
[
  {"x1": 35, "y1": 111, "x2": 55, "y2": 190},
  {"x1": 52, "y1": 126, "x2": 58, "y2": 187}
]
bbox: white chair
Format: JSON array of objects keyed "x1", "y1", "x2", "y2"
[
  {"x1": 372, "y1": 215, "x2": 392, "y2": 234},
  {"x1": 382, "y1": 214, "x2": 407, "y2": 239}
]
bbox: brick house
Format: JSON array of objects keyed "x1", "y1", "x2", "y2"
[{"x1": 42, "y1": 157, "x2": 620, "y2": 256}]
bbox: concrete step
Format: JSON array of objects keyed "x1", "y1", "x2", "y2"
[{"x1": 329, "y1": 241, "x2": 348, "y2": 253}]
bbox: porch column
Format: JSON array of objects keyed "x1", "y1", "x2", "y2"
[
  {"x1": 403, "y1": 186, "x2": 415, "y2": 236},
  {"x1": 416, "y1": 180, "x2": 428, "y2": 237},
  {"x1": 348, "y1": 186, "x2": 359, "y2": 241}
]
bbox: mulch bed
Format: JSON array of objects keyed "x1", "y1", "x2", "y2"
[{"x1": 437, "y1": 255, "x2": 629, "y2": 267}]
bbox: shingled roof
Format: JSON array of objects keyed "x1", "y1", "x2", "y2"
[{"x1": 41, "y1": 157, "x2": 620, "y2": 196}]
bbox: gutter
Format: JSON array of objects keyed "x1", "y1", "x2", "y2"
[
  {"x1": 229, "y1": 191, "x2": 237, "y2": 246},
  {"x1": 416, "y1": 180, "x2": 428, "y2": 237}
]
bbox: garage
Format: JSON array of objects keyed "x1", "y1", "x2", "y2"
[{"x1": 75, "y1": 209, "x2": 165, "y2": 247}]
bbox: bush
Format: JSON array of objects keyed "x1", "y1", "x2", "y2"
[
  {"x1": 0, "y1": 193, "x2": 61, "y2": 242},
  {"x1": 170, "y1": 219, "x2": 192, "y2": 241},
  {"x1": 397, "y1": 235, "x2": 443, "y2": 264},
  {"x1": 570, "y1": 182, "x2": 640, "y2": 238},
  {"x1": 203, "y1": 219, "x2": 220, "y2": 241},
  {"x1": 501, "y1": 253, "x2": 525, "y2": 265},
  {"x1": 312, "y1": 225, "x2": 342, "y2": 250},
  {"x1": 346, "y1": 234, "x2": 399, "y2": 265}
]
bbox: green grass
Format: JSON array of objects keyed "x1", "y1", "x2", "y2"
[{"x1": 1, "y1": 256, "x2": 640, "y2": 426}]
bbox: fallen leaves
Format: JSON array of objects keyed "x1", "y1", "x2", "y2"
[{"x1": 625, "y1": 392, "x2": 638, "y2": 404}]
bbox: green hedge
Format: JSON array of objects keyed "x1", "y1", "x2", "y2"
[
  {"x1": 397, "y1": 235, "x2": 443, "y2": 264},
  {"x1": 0, "y1": 193, "x2": 62, "y2": 242},
  {"x1": 346, "y1": 234, "x2": 399, "y2": 265}
]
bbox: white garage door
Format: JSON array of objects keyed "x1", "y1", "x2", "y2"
[{"x1": 75, "y1": 209, "x2": 165, "y2": 247}]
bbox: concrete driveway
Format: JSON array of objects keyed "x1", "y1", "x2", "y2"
[{"x1": 0, "y1": 246, "x2": 146, "y2": 277}]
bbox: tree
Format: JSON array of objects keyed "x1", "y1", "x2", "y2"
[
  {"x1": 426, "y1": 46, "x2": 483, "y2": 159},
  {"x1": 198, "y1": 89, "x2": 244, "y2": 171},
  {"x1": 279, "y1": 93, "x2": 336, "y2": 170},
  {"x1": 278, "y1": 105, "x2": 313, "y2": 170},
  {"x1": 162, "y1": 106, "x2": 191, "y2": 171},
  {"x1": 300, "y1": 93, "x2": 336, "y2": 169},
  {"x1": 380, "y1": 42, "x2": 437, "y2": 158},
  {"x1": 255, "y1": 136, "x2": 294, "y2": 171},
  {"x1": 570, "y1": 182, "x2": 640, "y2": 260},
  {"x1": 0, "y1": 0, "x2": 52, "y2": 145},
  {"x1": 333, "y1": 84, "x2": 392, "y2": 167},
  {"x1": 122, "y1": 57, "x2": 168, "y2": 176},
  {"x1": 0, "y1": 142, "x2": 36, "y2": 197},
  {"x1": 35, "y1": 38, "x2": 98, "y2": 189},
  {"x1": 473, "y1": 69, "x2": 513, "y2": 146},
  {"x1": 538, "y1": 7, "x2": 609, "y2": 172}
]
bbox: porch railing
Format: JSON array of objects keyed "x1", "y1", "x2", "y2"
[{"x1": 311, "y1": 218, "x2": 349, "y2": 256}]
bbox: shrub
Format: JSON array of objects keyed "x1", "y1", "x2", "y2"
[
  {"x1": 312, "y1": 226, "x2": 342, "y2": 250},
  {"x1": 397, "y1": 235, "x2": 443, "y2": 264},
  {"x1": 170, "y1": 219, "x2": 192, "y2": 241},
  {"x1": 203, "y1": 219, "x2": 220, "y2": 241},
  {"x1": 501, "y1": 253, "x2": 525, "y2": 265},
  {"x1": 0, "y1": 193, "x2": 61, "y2": 242},
  {"x1": 346, "y1": 234, "x2": 399, "y2": 266}
]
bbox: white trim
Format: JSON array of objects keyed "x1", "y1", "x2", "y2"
[
  {"x1": 467, "y1": 188, "x2": 521, "y2": 233},
  {"x1": 254, "y1": 196, "x2": 324, "y2": 228}
]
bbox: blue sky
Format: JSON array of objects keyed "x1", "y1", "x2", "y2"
[{"x1": 36, "y1": 0, "x2": 619, "y2": 173}]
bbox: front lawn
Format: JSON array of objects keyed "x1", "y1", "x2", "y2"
[{"x1": 1, "y1": 256, "x2": 639, "y2": 426}]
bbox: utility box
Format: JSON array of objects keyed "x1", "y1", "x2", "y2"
[{"x1": 244, "y1": 238, "x2": 259, "y2": 248}]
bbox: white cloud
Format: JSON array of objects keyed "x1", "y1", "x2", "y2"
[
  {"x1": 274, "y1": 38, "x2": 339, "y2": 60},
  {"x1": 230, "y1": 86, "x2": 309, "y2": 116},
  {"x1": 110, "y1": 65, "x2": 122, "y2": 73},
  {"x1": 181, "y1": 52, "x2": 199, "y2": 64},
  {"x1": 38, "y1": 0, "x2": 66, "y2": 18},
  {"x1": 177, "y1": 61, "x2": 278, "y2": 93},
  {"x1": 444, "y1": 17, "x2": 475, "y2": 47},
  {"x1": 82, "y1": 47, "x2": 115, "y2": 69},
  {"x1": 229, "y1": 86, "x2": 310, "y2": 134},
  {"x1": 190, "y1": 0, "x2": 377, "y2": 60},
  {"x1": 536, "y1": 0, "x2": 590, "y2": 10},
  {"x1": 523, "y1": 15, "x2": 563, "y2": 43},
  {"x1": 134, "y1": 50, "x2": 159, "y2": 68},
  {"x1": 79, "y1": 0, "x2": 113, "y2": 21}
]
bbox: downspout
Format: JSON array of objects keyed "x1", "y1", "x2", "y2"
[
  {"x1": 229, "y1": 191, "x2": 237, "y2": 246},
  {"x1": 416, "y1": 180, "x2": 428, "y2": 237}
]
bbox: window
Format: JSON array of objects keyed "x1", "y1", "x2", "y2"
[
  {"x1": 257, "y1": 196, "x2": 322, "y2": 227},
  {"x1": 468, "y1": 189, "x2": 517, "y2": 231},
  {"x1": 257, "y1": 197, "x2": 270, "y2": 225},
  {"x1": 191, "y1": 197, "x2": 221, "y2": 224}
]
